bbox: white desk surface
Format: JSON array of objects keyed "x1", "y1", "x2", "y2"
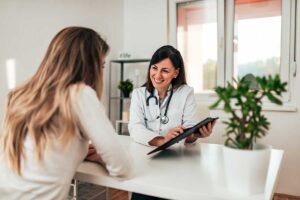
[{"x1": 75, "y1": 135, "x2": 283, "y2": 200}]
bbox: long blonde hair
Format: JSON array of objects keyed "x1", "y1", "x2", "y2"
[{"x1": 1, "y1": 27, "x2": 109, "y2": 175}]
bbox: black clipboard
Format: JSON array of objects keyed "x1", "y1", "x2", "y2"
[{"x1": 147, "y1": 117, "x2": 218, "y2": 155}]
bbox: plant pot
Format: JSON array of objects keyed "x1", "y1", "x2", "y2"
[
  {"x1": 122, "y1": 90, "x2": 130, "y2": 98},
  {"x1": 223, "y1": 144, "x2": 271, "y2": 195}
]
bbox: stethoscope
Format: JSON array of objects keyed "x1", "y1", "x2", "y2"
[{"x1": 145, "y1": 88, "x2": 173, "y2": 124}]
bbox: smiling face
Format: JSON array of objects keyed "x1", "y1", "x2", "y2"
[{"x1": 150, "y1": 58, "x2": 179, "y2": 94}]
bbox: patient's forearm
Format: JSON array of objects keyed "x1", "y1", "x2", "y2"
[{"x1": 85, "y1": 153, "x2": 104, "y2": 164}]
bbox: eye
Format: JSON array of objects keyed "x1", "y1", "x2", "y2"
[
  {"x1": 162, "y1": 70, "x2": 169, "y2": 73},
  {"x1": 151, "y1": 65, "x2": 158, "y2": 70}
]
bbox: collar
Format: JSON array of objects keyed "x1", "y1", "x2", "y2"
[
  {"x1": 156, "y1": 85, "x2": 173, "y2": 107},
  {"x1": 153, "y1": 84, "x2": 173, "y2": 99}
]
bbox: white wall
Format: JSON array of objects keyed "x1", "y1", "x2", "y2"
[
  {"x1": 123, "y1": 0, "x2": 167, "y2": 58},
  {"x1": 0, "y1": 0, "x2": 124, "y2": 121}
]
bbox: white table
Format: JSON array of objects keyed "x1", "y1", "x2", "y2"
[{"x1": 75, "y1": 135, "x2": 283, "y2": 200}]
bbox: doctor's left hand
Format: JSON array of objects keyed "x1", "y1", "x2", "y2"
[
  {"x1": 198, "y1": 120, "x2": 216, "y2": 138},
  {"x1": 185, "y1": 121, "x2": 216, "y2": 143}
]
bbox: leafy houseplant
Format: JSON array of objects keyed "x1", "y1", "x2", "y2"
[
  {"x1": 118, "y1": 79, "x2": 134, "y2": 98},
  {"x1": 210, "y1": 74, "x2": 287, "y2": 150}
]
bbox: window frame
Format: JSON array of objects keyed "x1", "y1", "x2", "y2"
[{"x1": 169, "y1": 0, "x2": 297, "y2": 110}]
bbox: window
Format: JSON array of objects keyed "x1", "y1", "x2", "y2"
[
  {"x1": 169, "y1": 0, "x2": 297, "y2": 102},
  {"x1": 233, "y1": 0, "x2": 281, "y2": 78},
  {"x1": 177, "y1": 0, "x2": 218, "y2": 93}
]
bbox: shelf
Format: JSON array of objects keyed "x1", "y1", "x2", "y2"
[
  {"x1": 108, "y1": 58, "x2": 150, "y2": 134},
  {"x1": 116, "y1": 120, "x2": 129, "y2": 124},
  {"x1": 110, "y1": 58, "x2": 151, "y2": 63},
  {"x1": 110, "y1": 97, "x2": 131, "y2": 100}
]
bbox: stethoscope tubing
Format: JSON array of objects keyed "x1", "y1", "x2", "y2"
[{"x1": 145, "y1": 88, "x2": 173, "y2": 124}]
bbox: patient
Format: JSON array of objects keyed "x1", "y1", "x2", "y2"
[{"x1": 0, "y1": 27, "x2": 133, "y2": 200}]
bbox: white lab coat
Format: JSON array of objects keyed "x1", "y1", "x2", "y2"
[{"x1": 128, "y1": 84, "x2": 200, "y2": 146}]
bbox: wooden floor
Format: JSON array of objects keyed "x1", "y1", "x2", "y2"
[
  {"x1": 107, "y1": 189, "x2": 300, "y2": 200},
  {"x1": 108, "y1": 188, "x2": 129, "y2": 200},
  {"x1": 273, "y1": 193, "x2": 300, "y2": 200}
]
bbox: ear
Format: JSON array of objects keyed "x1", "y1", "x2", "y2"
[{"x1": 174, "y1": 68, "x2": 180, "y2": 78}]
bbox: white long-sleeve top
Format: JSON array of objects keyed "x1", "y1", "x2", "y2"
[
  {"x1": 0, "y1": 85, "x2": 133, "y2": 200},
  {"x1": 128, "y1": 84, "x2": 200, "y2": 146}
]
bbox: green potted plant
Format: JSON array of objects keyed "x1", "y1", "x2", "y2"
[
  {"x1": 210, "y1": 74, "x2": 287, "y2": 195},
  {"x1": 210, "y1": 74, "x2": 287, "y2": 149},
  {"x1": 118, "y1": 79, "x2": 134, "y2": 98}
]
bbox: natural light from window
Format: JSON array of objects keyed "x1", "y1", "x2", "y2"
[
  {"x1": 234, "y1": 0, "x2": 281, "y2": 78},
  {"x1": 177, "y1": 0, "x2": 281, "y2": 94},
  {"x1": 177, "y1": 0, "x2": 217, "y2": 94},
  {"x1": 6, "y1": 58, "x2": 16, "y2": 89}
]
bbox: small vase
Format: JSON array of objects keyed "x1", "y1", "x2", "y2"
[{"x1": 122, "y1": 91, "x2": 130, "y2": 98}]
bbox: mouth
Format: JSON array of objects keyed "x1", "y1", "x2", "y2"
[{"x1": 152, "y1": 78, "x2": 164, "y2": 84}]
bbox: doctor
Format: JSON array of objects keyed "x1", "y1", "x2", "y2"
[{"x1": 129, "y1": 45, "x2": 215, "y2": 147}]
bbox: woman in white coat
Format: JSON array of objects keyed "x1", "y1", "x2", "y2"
[
  {"x1": 128, "y1": 45, "x2": 215, "y2": 200},
  {"x1": 129, "y1": 45, "x2": 215, "y2": 147}
]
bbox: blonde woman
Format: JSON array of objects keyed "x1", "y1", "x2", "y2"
[{"x1": 0, "y1": 27, "x2": 133, "y2": 199}]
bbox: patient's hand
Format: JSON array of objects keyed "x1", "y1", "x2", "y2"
[
  {"x1": 87, "y1": 144, "x2": 96, "y2": 156},
  {"x1": 85, "y1": 144, "x2": 103, "y2": 164}
]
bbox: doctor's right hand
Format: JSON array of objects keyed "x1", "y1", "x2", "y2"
[
  {"x1": 149, "y1": 125, "x2": 185, "y2": 146},
  {"x1": 164, "y1": 125, "x2": 185, "y2": 143}
]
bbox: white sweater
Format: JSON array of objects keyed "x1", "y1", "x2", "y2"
[{"x1": 0, "y1": 85, "x2": 133, "y2": 200}]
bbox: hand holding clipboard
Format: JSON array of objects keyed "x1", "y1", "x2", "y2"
[{"x1": 147, "y1": 117, "x2": 218, "y2": 155}]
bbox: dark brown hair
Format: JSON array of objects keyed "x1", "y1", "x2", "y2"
[{"x1": 144, "y1": 45, "x2": 187, "y2": 92}]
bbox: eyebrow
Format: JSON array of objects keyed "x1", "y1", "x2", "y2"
[{"x1": 153, "y1": 64, "x2": 170, "y2": 70}]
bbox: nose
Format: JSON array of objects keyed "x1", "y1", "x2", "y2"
[{"x1": 154, "y1": 71, "x2": 162, "y2": 79}]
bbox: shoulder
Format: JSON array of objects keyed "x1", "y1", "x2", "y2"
[
  {"x1": 174, "y1": 84, "x2": 194, "y2": 95},
  {"x1": 133, "y1": 86, "x2": 146, "y2": 93},
  {"x1": 68, "y1": 84, "x2": 101, "y2": 111},
  {"x1": 132, "y1": 86, "x2": 147, "y2": 97},
  {"x1": 69, "y1": 84, "x2": 98, "y2": 99}
]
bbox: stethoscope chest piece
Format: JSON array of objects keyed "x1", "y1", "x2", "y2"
[{"x1": 160, "y1": 115, "x2": 169, "y2": 124}]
